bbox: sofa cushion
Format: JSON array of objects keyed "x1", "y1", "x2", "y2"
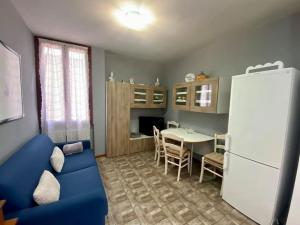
[
  {"x1": 33, "y1": 170, "x2": 60, "y2": 205},
  {"x1": 63, "y1": 142, "x2": 83, "y2": 155},
  {"x1": 56, "y1": 166, "x2": 105, "y2": 199},
  {"x1": 50, "y1": 147, "x2": 65, "y2": 173},
  {"x1": 59, "y1": 149, "x2": 96, "y2": 174},
  {"x1": 55, "y1": 140, "x2": 90, "y2": 151},
  {"x1": 0, "y1": 135, "x2": 55, "y2": 213}
]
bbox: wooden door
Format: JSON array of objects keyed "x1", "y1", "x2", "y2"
[
  {"x1": 106, "y1": 81, "x2": 130, "y2": 157},
  {"x1": 172, "y1": 83, "x2": 191, "y2": 111},
  {"x1": 190, "y1": 78, "x2": 219, "y2": 113}
]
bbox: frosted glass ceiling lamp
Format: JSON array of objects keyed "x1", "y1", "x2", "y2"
[{"x1": 114, "y1": 4, "x2": 154, "y2": 30}]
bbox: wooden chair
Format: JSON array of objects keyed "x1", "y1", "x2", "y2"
[
  {"x1": 199, "y1": 134, "x2": 226, "y2": 195},
  {"x1": 167, "y1": 121, "x2": 179, "y2": 129},
  {"x1": 162, "y1": 133, "x2": 191, "y2": 182},
  {"x1": 153, "y1": 126, "x2": 164, "y2": 166}
]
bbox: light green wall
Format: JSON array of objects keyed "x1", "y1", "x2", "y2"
[
  {"x1": 161, "y1": 14, "x2": 298, "y2": 137},
  {"x1": 91, "y1": 47, "x2": 106, "y2": 155},
  {"x1": 105, "y1": 51, "x2": 164, "y2": 85},
  {"x1": 0, "y1": 0, "x2": 39, "y2": 163},
  {"x1": 291, "y1": 13, "x2": 300, "y2": 68},
  {"x1": 105, "y1": 51, "x2": 165, "y2": 134}
]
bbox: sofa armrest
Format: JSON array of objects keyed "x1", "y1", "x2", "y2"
[
  {"x1": 55, "y1": 140, "x2": 91, "y2": 150},
  {"x1": 15, "y1": 191, "x2": 107, "y2": 225}
]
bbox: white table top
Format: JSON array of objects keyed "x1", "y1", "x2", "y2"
[{"x1": 161, "y1": 128, "x2": 214, "y2": 143}]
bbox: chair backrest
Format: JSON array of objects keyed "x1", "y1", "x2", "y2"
[
  {"x1": 214, "y1": 134, "x2": 226, "y2": 153},
  {"x1": 162, "y1": 133, "x2": 185, "y2": 157},
  {"x1": 153, "y1": 126, "x2": 160, "y2": 150},
  {"x1": 167, "y1": 121, "x2": 179, "y2": 129}
]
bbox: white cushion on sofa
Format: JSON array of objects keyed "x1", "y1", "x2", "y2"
[
  {"x1": 50, "y1": 147, "x2": 65, "y2": 173},
  {"x1": 33, "y1": 170, "x2": 60, "y2": 205},
  {"x1": 63, "y1": 142, "x2": 83, "y2": 155}
]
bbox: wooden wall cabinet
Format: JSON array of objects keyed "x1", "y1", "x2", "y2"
[
  {"x1": 130, "y1": 84, "x2": 150, "y2": 108},
  {"x1": 130, "y1": 84, "x2": 167, "y2": 109},
  {"x1": 173, "y1": 77, "x2": 231, "y2": 113},
  {"x1": 150, "y1": 87, "x2": 167, "y2": 108},
  {"x1": 173, "y1": 83, "x2": 191, "y2": 111},
  {"x1": 190, "y1": 78, "x2": 219, "y2": 113}
]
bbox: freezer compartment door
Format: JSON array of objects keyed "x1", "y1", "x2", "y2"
[
  {"x1": 227, "y1": 71, "x2": 293, "y2": 168},
  {"x1": 222, "y1": 153, "x2": 279, "y2": 225}
]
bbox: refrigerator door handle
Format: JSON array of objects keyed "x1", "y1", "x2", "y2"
[
  {"x1": 225, "y1": 134, "x2": 230, "y2": 151},
  {"x1": 223, "y1": 151, "x2": 229, "y2": 170}
]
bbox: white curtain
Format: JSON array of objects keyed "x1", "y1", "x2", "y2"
[{"x1": 39, "y1": 39, "x2": 90, "y2": 142}]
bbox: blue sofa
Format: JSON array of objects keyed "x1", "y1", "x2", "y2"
[{"x1": 0, "y1": 134, "x2": 108, "y2": 225}]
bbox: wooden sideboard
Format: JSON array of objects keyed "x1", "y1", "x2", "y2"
[
  {"x1": 129, "y1": 136, "x2": 154, "y2": 154},
  {"x1": 106, "y1": 81, "x2": 162, "y2": 157}
]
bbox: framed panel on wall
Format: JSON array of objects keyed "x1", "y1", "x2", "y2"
[{"x1": 0, "y1": 40, "x2": 23, "y2": 124}]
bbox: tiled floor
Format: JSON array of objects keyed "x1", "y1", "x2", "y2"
[{"x1": 97, "y1": 151, "x2": 257, "y2": 225}]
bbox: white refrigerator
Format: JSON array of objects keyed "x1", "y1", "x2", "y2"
[
  {"x1": 222, "y1": 66, "x2": 300, "y2": 225},
  {"x1": 287, "y1": 161, "x2": 300, "y2": 225}
]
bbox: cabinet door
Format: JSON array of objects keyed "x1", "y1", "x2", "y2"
[
  {"x1": 130, "y1": 85, "x2": 150, "y2": 108},
  {"x1": 190, "y1": 78, "x2": 219, "y2": 113},
  {"x1": 106, "y1": 82, "x2": 130, "y2": 157},
  {"x1": 129, "y1": 137, "x2": 155, "y2": 153},
  {"x1": 150, "y1": 87, "x2": 167, "y2": 108},
  {"x1": 173, "y1": 83, "x2": 191, "y2": 111}
]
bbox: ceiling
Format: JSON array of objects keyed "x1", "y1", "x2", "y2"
[{"x1": 11, "y1": 0, "x2": 300, "y2": 62}]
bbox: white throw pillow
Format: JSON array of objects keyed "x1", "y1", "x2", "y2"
[
  {"x1": 63, "y1": 142, "x2": 83, "y2": 155},
  {"x1": 33, "y1": 170, "x2": 60, "y2": 205},
  {"x1": 50, "y1": 147, "x2": 65, "y2": 173}
]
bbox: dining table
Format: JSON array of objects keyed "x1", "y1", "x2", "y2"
[{"x1": 160, "y1": 128, "x2": 214, "y2": 175}]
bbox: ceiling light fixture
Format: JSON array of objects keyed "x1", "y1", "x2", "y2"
[{"x1": 114, "y1": 4, "x2": 154, "y2": 30}]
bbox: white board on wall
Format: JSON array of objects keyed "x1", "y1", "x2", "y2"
[{"x1": 0, "y1": 41, "x2": 23, "y2": 124}]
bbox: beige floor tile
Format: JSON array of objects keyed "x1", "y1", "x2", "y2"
[{"x1": 97, "y1": 152, "x2": 257, "y2": 225}]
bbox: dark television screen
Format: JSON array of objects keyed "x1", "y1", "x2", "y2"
[{"x1": 139, "y1": 116, "x2": 164, "y2": 136}]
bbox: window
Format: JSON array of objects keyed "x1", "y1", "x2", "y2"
[{"x1": 38, "y1": 38, "x2": 91, "y2": 142}]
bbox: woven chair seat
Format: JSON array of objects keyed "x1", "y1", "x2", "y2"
[
  {"x1": 166, "y1": 147, "x2": 190, "y2": 158},
  {"x1": 204, "y1": 152, "x2": 224, "y2": 165}
]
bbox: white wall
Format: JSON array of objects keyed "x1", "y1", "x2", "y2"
[{"x1": 0, "y1": 0, "x2": 39, "y2": 163}]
